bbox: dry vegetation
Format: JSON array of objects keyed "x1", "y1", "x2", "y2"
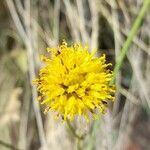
[{"x1": 0, "y1": 0, "x2": 150, "y2": 150}]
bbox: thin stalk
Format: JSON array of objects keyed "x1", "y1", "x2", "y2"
[
  {"x1": 0, "y1": 140, "x2": 20, "y2": 150},
  {"x1": 111, "y1": 0, "x2": 150, "y2": 84},
  {"x1": 66, "y1": 119, "x2": 84, "y2": 140},
  {"x1": 77, "y1": 138, "x2": 82, "y2": 150}
]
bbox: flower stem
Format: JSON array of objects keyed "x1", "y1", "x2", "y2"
[
  {"x1": 66, "y1": 119, "x2": 84, "y2": 140},
  {"x1": 111, "y1": 0, "x2": 150, "y2": 84}
]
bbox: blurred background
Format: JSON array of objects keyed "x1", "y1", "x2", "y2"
[{"x1": 0, "y1": 0, "x2": 150, "y2": 150}]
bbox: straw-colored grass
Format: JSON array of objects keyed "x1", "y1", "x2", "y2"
[{"x1": 0, "y1": 0, "x2": 150, "y2": 150}]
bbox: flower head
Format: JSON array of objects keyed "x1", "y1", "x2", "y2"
[{"x1": 33, "y1": 41, "x2": 115, "y2": 121}]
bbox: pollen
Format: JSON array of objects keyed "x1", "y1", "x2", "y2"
[{"x1": 33, "y1": 41, "x2": 115, "y2": 121}]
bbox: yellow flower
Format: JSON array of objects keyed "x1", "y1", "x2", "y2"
[{"x1": 33, "y1": 41, "x2": 115, "y2": 121}]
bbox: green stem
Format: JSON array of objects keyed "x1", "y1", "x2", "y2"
[
  {"x1": 89, "y1": 0, "x2": 150, "y2": 148},
  {"x1": 77, "y1": 138, "x2": 82, "y2": 150},
  {"x1": 111, "y1": 0, "x2": 150, "y2": 84},
  {"x1": 0, "y1": 140, "x2": 20, "y2": 150},
  {"x1": 66, "y1": 119, "x2": 84, "y2": 140}
]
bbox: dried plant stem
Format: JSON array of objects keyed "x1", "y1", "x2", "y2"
[
  {"x1": 0, "y1": 140, "x2": 20, "y2": 150},
  {"x1": 111, "y1": 0, "x2": 150, "y2": 83},
  {"x1": 5, "y1": 1, "x2": 47, "y2": 149}
]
